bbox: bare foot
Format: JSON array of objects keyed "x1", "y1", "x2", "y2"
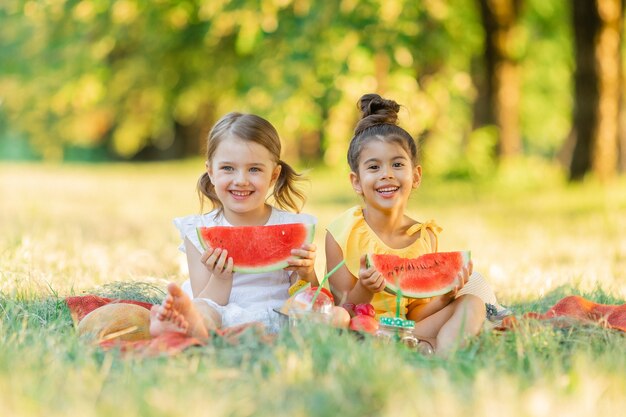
[
  {"x1": 149, "y1": 306, "x2": 186, "y2": 335},
  {"x1": 149, "y1": 283, "x2": 209, "y2": 339}
]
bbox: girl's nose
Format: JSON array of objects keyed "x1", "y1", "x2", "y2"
[
  {"x1": 234, "y1": 171, "x2": 249, "y2": 185},
  {"x1": 380, "y1": 165, "x2": 394, "y2": 179}
]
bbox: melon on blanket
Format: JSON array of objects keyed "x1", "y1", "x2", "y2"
[
  {"x1": 197, "y1": 223, "x2": 315, "y2": 273},
  {"x1": 367, "y1": 251, "x2": 471, "y2": 299},
  {"x1": 78, "y1": 303, "x2": 151, "y2": 342}
]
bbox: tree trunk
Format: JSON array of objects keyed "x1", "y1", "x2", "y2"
[
  {"x1": 617, "y1": 6, "x2": 626, "y2": 173},
  {"x1": 298, "y1": 130, "x2": 323, "y2": 162},
  {"x1": 475, "y1": 0, "x2": 524, "y2": 158},
  {"x1": 617, "y1": 83, "x2": 626, "y2": 174},
  {"x1": 570, "y1": 0, "x2": 624, "y2": 181},
  {"x1": 569, "y1": 0, "x2": 600, "y2": 180}
]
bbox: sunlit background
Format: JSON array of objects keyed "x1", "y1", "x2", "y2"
[{"x1": 1, "y1": 0, "x2": 624, "y2": 181}]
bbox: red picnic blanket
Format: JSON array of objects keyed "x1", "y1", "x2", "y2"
[
  {"x1": 67, "y1": 294, "x2": 626, "y2": 356},
  {"x1": 498, "y1": 295, "x2": 626, "y2": 332},
  {"x1": 66, "y1": 295, "x2": 273, "y2": 357}
]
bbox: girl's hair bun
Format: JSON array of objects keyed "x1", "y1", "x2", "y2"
[{"x1": 354, "y1": 93, "x2": 400, "y2": 135}]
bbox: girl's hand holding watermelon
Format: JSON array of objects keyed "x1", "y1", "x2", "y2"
[
  {"x1": 284, "y1": 243, "x2": 318, "y2": 285},
  {"x1": 200, "y1": 247, "x2": 234, "y2": 281},
  {"x1": 357, "y1": 254, "x2": 386, "y2": 294},
  {"x1": 195, "y1": 246, "x2": 235, "y2": 307},
  {"x1": 446, "y1": 260, "x2": 472, "y2": 298}
]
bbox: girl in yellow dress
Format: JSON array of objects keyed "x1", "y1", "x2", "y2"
[{"x1": 326, "y1": 93, "x2": 487, "y2": 356}]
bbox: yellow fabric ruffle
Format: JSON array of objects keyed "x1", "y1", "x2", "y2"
[{"x1": 326, "y1": 206, "x2": 442, "y2": 318}]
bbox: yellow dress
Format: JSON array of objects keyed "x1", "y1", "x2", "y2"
[{"x1": 326, "y1": 206, "x2": 442, "y2": 318}]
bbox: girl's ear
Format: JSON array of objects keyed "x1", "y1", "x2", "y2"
[
  {"x1": 271, "y1": 162, "x2": 282, "y2": 186},
  {"x1": 412, "y1": 165, "x2": 422, "y2": 189},
  {"x1": 349, "y1": 171, "x2": 363, "y2": 195},
  {"x1": 205, "y1": 160, "x2": 213, "y2": 181}
]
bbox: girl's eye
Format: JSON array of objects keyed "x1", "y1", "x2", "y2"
[
  {"x1": 249, "y1": 167, "x2": 261, "y2": 173},
  {"x1": 393, "y1": 162, "x2": 404, "y2": 168},
  {"x1": 367, "y1": 165, "x2": 379, "y2": 170},
  {"x1": 220, "y1": 166, "x2": 234, "y2": 171}
]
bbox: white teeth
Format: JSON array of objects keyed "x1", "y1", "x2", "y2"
[
  {"x1": 231, "y1": 191, "x2": 252, "y2": 196},
  {"x1": 377, "y1": 187, "x2": 398, "y2": 193}
]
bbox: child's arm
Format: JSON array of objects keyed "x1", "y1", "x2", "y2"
[
  {"x1": 184, "y1": 238, "x2": 234, "y2": 306},
  {"x1": 326, "y1": 232, "x2": 385, "y2": 305},
  {"x1": 285, "y1": 243, "x2": 318, "y2": 286},
  {"x1": 406, "y1": 295, "x2": 454, "y2": 322}
]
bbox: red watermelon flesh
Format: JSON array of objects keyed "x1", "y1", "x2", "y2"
[
  {"x1": 367, "y1": 251, "x2": 471, "y2": 299},
  {"x1": 197, "y1": 223, "x2": 315, "y2": 273}
]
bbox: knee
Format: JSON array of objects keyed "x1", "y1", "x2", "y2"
[{"x1": 455, "y1": 295, "x2": 487, "y2": 322}]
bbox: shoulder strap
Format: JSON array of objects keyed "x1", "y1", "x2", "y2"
[{"x1": 406, "y1": 219, "x2": 442, "y2": 252}]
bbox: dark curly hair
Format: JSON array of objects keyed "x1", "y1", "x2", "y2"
[{"x1": 347, "y1": 93, "x2": 418, "y2": 172}]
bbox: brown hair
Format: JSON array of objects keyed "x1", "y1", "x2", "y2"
[
  {"x1": 197, "y1": 112, "x2": 306, "y2": 213},
  {"x1": 347, "y1": 93, "x2": 418, "y2": 172}
]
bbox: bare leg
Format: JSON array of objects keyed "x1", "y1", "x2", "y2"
[
  {"x1": 149, "y1": 282, "x2": 219, "y2": 339},
  {"x1": 435, "y1": 295, "x2": 485, "y2": 356},
  {"x1": 192, "y1": 299, "x2": 222, "y2": 331},
  {"x1": 412, "y1": 295, "x2": 486, "y2": 356},
  {"x1": 411, "y1": 302, "x2": 457, "y2": 348}
]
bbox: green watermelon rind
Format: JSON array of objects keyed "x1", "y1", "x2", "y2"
[
  {"x1": 196, "y1": 223, "x2": 316, "y2": 274},
  {"x1": 367, "y1": 251, "x2": 471, "y2": 299}
]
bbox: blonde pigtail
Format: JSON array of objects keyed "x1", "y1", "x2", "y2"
[
  {"x1": 197, "y1": 172, "x2": 222, "y2": 213},
  {"x1": 272, "y1": 160, "x2": 307, "y2": 213}
]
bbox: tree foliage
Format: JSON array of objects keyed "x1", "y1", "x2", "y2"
[{"x1": 0, "y1": 0, "x2": 620, "y2": 180}]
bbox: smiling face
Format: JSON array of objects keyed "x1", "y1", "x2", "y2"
[
  {"x1": 207, "y1": 136, "x2": 281, "y2": 225},
  {"x1": 350, "y1": 139, "x2": 421, "y2": 212}
]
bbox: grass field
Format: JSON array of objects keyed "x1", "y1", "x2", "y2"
[{"x1": 1, "y1": 161, "x2": 625, "y2": 416}]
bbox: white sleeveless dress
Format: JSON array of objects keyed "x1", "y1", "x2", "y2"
[{"x1": 173, "y1": 208, "x2": 316, "y2": 333}]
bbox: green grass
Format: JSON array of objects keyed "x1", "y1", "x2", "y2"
[{"x1": 1, "y1": 161, "x2": 626, "y2": 416}]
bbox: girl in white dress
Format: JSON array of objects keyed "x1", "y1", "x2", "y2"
[{"x1": 150, "y1": 113, "x2": 317, "y2": 338}]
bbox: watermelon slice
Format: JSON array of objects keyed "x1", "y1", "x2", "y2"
[
  {"x1": 366, "y1": 251, "x2": 471, "y2": 299},
  {"x1": 196, "y1": 223, "x2": 315, "y2": 273}
]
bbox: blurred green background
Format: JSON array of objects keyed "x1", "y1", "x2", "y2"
[{"x1": 1, "y1": 0, "x2": 625, "y2": 181}]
